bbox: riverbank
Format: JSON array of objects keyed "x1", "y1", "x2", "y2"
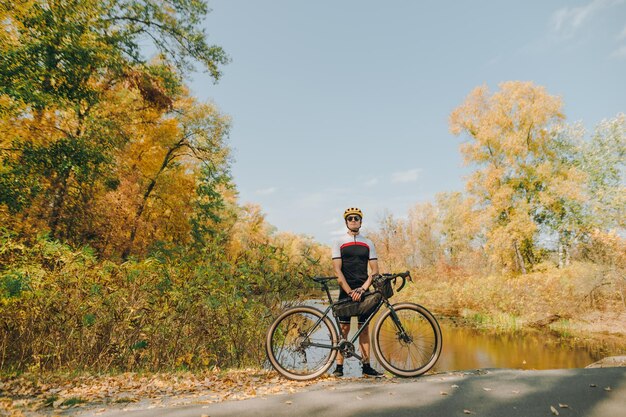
[
  {"x1": 403, "y1": 264, "x2": 626, "y2": 340},
  {"x1": 439, "y1": 310, "x2": 626, "y2": 357}
]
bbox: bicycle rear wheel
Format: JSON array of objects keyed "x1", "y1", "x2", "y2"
[
  {"x1": 265, "y1": 306, "x2": 338, "y2": 380},
  {"x1": 373, "y1": 302, "x2": 442, "y2": 377}
]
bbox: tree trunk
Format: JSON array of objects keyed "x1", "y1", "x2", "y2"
[
  {"x1": 121, "y1": 140, "x2": 185, "y2": 260},
  {"x1": 513, "y1": 240, "x2": 527, "y2": 274},
  {"x1": 121, "y1": 178, "x2": 156, "y2": 260},
  {"x1": 48, "y1": 172, "x2": 70, "y2": 239},
  {"x1": 558, "y1": 232, "x2": 571, "y2": 268}
]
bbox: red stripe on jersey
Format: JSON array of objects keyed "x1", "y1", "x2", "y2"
[{"x1": 340, "y1": 241, "x2": 369, "y2": 250}]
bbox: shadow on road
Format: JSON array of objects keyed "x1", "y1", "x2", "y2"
[
  {"x1": 88, "y1": 367, "x2": 626, "y2": 417},
  {"x1": 197, "y1": 368, "x2": 626, "y2": 417}
]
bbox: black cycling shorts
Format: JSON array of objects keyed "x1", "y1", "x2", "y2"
[
  {"x1": 337, "y1": 295, "x2": 371, "y2": 325},
  {"x1": 338, "y1": 313, "x2": 370, "y2": 325}
]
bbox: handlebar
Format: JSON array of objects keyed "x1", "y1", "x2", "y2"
[
  {"x1": 377, "y1": 270, "x2": 412, "y2": 292},
  {"x1": 311, "y1": 271, "x2": 412, "y2": 293}
]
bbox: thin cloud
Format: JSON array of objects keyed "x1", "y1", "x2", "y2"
[
  {"x1": 618, "y1": 25, "x2": 626, "y2": 40},
  {"x1": 610, "y1": 45, "x2": 626, "y2": 58},
  {"x1": 294, "y1": 190, "x2": 340, "y2": 208},
  {"x1": 324, "y1": 217, "x2": 340, "y2": 225},
  {"x1": 391, "y1": 168, "x2": 421, "y2": 183},
  {"x1": 551, "y1": 0, "x2": 624, "y2": 37},
  {"x1": 486, "y1": 55, "x2": 502, "y2": 67},
  {"x1": 365, "y1": 177, "x2": 380, "y2": 187},
  {"x1": 330, "y1": 227, "x2": 347, "y2": 236},
  {"x1": 255, "y1": 187, "x2": 277, "y2": 195}
]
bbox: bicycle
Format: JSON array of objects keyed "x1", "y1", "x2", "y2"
[{"x1": 265, "y1": 271, "x2": 442, "y2": 380}]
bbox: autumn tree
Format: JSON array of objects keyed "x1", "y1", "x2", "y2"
[
  {"x1": 0, "y1": 2, "x2": 337, "y2": 373},
  {"x1": 549, "y1": 114, "x2": 625, "y2": 266},
  {"x1": 581, "y1": 114, "x2": 625, "y2": 231},
  {"x1": 406, "y1": 202, "x2": 442, "y2": 269},
  {"x1": 370, "y1": 204, "x2": 443, "y2": 272},
  {"x1": 449, "y1": 81, "x2": 586, "y2": 273},
  {"x1": 123, "y1": 96, "x2": 231, "y2": 259},
  {"x1": 370, "y1": 211, "x2": 407, "y2": 272},
  {"x1": 436, "y1": 192, "x2": 482, "y2": 269},
  {"x1": 0, "y1": 0, "x2": 228, "y2": 244}
]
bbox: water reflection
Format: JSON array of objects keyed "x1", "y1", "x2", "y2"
[
  {"x1": 433, "y1": 319, "x2": 625, "y2": 372},
  {"x1": 276, "y1": 297, "x2": 626, "y2": 378}
]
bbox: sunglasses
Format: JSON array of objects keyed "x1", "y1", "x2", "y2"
[{"x1": 346, "y1": 216, "x2": 362, "y2": 222}]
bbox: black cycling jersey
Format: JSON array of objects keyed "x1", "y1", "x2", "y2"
[{"x1": 332, "y1": 232, "x2": 377, "y2": 300}]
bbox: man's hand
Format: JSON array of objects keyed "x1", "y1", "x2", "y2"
[{"x1": 350, "y1": 287, "x2": 365, "y2": 301}]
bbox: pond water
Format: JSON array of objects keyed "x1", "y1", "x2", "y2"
[
  {"x1": 286, "y1": 297, "x2": 625, "y2": 378},
  {"x1": 338, "y1": 317, "x2": 626, "y2": 378},
  {"x1": 432, "y1": 319, "x2": 624, "y2": 371},
  {"x1": 331, "y1": 318, "x2": 626, "y2": 376}
]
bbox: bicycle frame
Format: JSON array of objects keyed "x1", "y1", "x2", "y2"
[
  {"x1": 304, "y1": 279, "x2": 407, "y2": 361},
  {"x1": 266, "y1": 270, "x2": 442, "y2": 380}
]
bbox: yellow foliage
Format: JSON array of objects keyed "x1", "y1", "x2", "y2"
[{"x1": 449, "y1": 81, "x2": 588, "y2": 273}]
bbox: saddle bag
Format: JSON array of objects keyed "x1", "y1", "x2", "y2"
[
  {"x1": 373, "y1": 275, "x2": 394, "y2": 299},
  {"x1": 332, "y1": 292, "x2": 382, "y2": 318}
]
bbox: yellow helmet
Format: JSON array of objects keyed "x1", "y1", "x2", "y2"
[{"x1": 343, "y1": 207, "x2": 363, "y2": 219}]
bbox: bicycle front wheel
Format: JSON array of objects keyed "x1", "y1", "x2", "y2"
[
  {"x1": 373, "y1": 302, "x2": 442, "y2": 377},
  {"x1": 265, "y1": 306, "x2": 338, "y2": 380}
]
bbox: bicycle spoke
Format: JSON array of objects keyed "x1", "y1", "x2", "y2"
[
  {"x1": 374, "y1": 304, "x2": 442, "y2": 376},
  {"x1": 267, "y1": 308, "x2": 337, "y2": 380}
]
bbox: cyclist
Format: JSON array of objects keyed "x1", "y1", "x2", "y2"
[{"x1": 331, "y1": 207, "x2": 383, "y2": 378}]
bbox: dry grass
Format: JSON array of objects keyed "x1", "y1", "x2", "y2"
[{"x1": 402, "y1": 261, "x2": 626, "y2": 336}]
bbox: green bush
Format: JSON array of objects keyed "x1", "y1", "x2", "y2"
[{"x1": 0, "y1": 231, "x2": 320, "y2": 372}]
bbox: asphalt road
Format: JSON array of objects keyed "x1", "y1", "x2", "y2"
[{"x1": 87, "y1": 367, "x2": 626, "y2": 417}]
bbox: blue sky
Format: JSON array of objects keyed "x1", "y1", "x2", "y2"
[{"x1": 189, "y1": 0, "x2": 626, "y2": 244}]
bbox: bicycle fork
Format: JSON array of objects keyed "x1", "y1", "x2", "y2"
[{"x1": 388, "y1": 306, "x2": 413, "y2": 344}]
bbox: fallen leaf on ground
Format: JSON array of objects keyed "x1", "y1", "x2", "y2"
[
  {"x1": 482, "y1": 387, "x2": 492, "y2": 391},
  {"x1": 551, "y1": 405, "x2": 559, "y2": 415},
  {"x1": 559, "y1": 403, "x2": 569, "y2": 408},
  {"x1": 1, "y1": 368, "x2": 320, "y2": 415},
  {"x1": 440, "y1": 391, "x2": 448, "y2": 396},
  {"x1": 604, "y1": 387, "x2": 611, "y2": 391},
  {"x1": 463, "y1": 409, "x2": 473, "y2": 414}
]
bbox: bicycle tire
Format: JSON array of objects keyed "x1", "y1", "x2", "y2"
[
  {"x1": 265, "y1": 306, "x2": 339, "y2": 380},
  {"x1": 372, "y1": 302, "x2": 442, "y2": 377}
]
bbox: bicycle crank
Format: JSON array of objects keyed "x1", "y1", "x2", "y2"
[{"x1": 338, "y1": 341, "x2": 362, "y2": 360}]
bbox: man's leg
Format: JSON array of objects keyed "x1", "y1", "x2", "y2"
[
  {"x1": 333, "y1": 322, "x2": 350, "y2": 376},
  {"x1": 359, "y1": 322, "x2": 382, "y2": 377},
  {"x1": 338, "y1": 323, "x2": 350, "y2": 363},
  {"x1": 358, "y1": 322, "x2": 370, "y2": 363}
]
